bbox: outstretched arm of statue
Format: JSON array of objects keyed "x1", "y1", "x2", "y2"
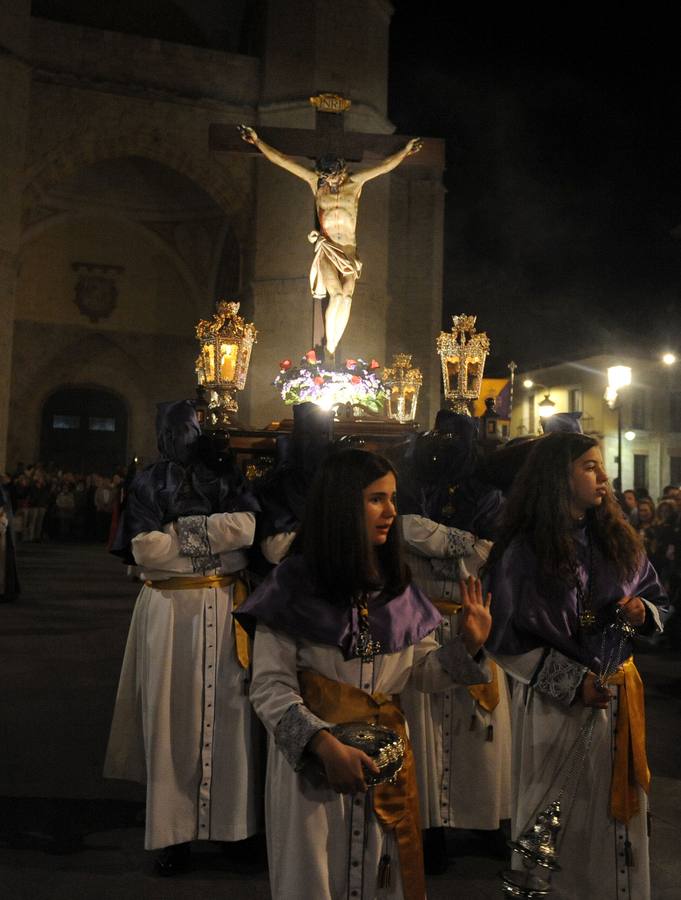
[
  {"x1": 238, "y1": 124, "x2": 316, "y2": 187},
  {"x1": 354, "y1": 137, "x2": 423, "y2": 185}
]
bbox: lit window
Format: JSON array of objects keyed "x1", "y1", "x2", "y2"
[
  {"x1": 88, "y1": 417, "x2": 116, "y2": 432},
  {"x1": 52, "y1": 415, "x2": 80, "y2": 430}
]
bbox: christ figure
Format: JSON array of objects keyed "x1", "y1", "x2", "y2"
[{"x1": 239, "y1": 124, "x2": 422, "y2": 355}]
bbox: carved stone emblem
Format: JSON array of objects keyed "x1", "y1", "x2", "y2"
[{"x1": 72, "y1": 262, "x2": 124, "y2": 323}]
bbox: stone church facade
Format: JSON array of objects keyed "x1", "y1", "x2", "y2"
[{"x1": 0, "y1": 0, "x2": 445, "y2": 471}]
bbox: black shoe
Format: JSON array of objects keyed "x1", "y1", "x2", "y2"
[
  {"x1": 154, "y1": 842, "x2": 192, "y2": 876},
  {"x1": 222, "y1": 834, "x2": 267, "y2": 871},
  {"x1": 423, "y1": 827, "x2": 449, "y2": 875}
]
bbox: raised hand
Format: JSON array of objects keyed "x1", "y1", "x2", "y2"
[
  {"x1": 238, "y1": 124, "x2": 258, "y2": 144},
  {"x1": 309, "y1": 730, "x2": 380, "y2": 794},
  {"x1": 406, "y1": 137, "x2": 423, "y2": 155},
  {"x1": 458, "y1": 575, "x2": 492, "y2": 656}
]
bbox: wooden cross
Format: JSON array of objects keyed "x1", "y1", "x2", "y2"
[
  {"x1": 209, "y1": 93, "x2": 443, "y2": 355},
  {"x1": 210, "y1": 93, "x2": 443, "y2": 164}
]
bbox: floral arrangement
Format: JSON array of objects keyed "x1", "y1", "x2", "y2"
[{"x1": 274, "y1": 351, "x2": 387, "y2": 412}]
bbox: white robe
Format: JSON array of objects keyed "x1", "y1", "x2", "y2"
[
  {"x1": 494, "y1": 648, "x2": 652, "y2": 900},
  {"x1": 250, "y1": 622, "x2": 489, "y2": 900},
  {"x1": 399, "y1": 515, "x2": 512, "y2": 829},
  {"x1": 104, "y1": 511, "x2": 263, "y2": 850}
]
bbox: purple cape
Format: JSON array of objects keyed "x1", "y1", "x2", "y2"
[
  {"x1": 235, "y1": 555, "x2": 442, "y2": 659},
  {"x1": 485, "y1": 526, "x2": 667, "y2": 671}
]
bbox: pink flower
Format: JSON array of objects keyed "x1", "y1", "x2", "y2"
[
  {"x1": 314, "y1": 376, "x2": 324, "y2": 385},
  {"x1": 279, "y1": 358, "x2": 292, "y2": 371},
  {"x1": 369, "y1": 359, "x2": 380, "y2": 370},
  {"x1": 351, "y1": 375, "x2": 361, "y2": 385},
  {"x1": 305, "y1": 350, "x2": 317, "y2": 363},
  {"x1": 345, "y1": 358, "x2": 357, "y2": 370}
]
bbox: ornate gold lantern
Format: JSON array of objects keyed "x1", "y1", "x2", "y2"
[
  {"x1": 436, "y1": 314, "x2": 490, "y2": 415},
  {"x1": 195, "y1": 301, "x2": 257, "y2": 427},
  {"x1": 382, "y1": 354, "x2": 423, "y2": 424}
]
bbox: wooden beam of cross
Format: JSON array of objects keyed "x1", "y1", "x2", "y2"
[{"x1": 209, "y1": 93, "x2": 444, "y2": 168}]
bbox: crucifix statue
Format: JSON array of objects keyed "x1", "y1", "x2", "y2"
[
  {"x1": 238, "y1": 124, "x2": 421, "y2": 355},
  {"x1": 210, "y1": 94, "x2": 432, "y2": 359}
]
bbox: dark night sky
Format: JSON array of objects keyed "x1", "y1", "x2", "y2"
[
  {"x1": 31, "y1": 2, "x2": 681, "y2": 376},
  {"x1": 388, "y1": 2, "x2": 681, "y2": 374}
]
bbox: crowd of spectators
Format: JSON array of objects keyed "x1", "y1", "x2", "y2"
[
  {"x1": 2, "y1": 459, "x2": 680, "y2": 640},
  {"x1": 618, "y1": 485, "x2": 681, "y2": 637},
  {"x1": 0, "y1": 461, "x2": 133, "y2": 545}
]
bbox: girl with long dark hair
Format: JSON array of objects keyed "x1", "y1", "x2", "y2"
[
  {"x1": 237, "y1": 447, "x2": 492, "y2": 900},
  {"x1": 485, "y1": 432, "x2": 666, "y2": 900}
]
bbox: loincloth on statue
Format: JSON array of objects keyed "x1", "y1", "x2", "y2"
[{"x1": 307, "y1": 230, "x2": 363, "y2": 299}]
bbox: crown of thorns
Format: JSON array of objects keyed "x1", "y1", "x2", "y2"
[{"x1": 315, "y1": 155, "x2": 347, "y2": 176}]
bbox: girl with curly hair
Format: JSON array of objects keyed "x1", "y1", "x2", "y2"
[{"x1": 486, "y1": 432, "x2": 666, "y2": 900}]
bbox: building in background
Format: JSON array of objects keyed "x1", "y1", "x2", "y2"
[
  {"x1": 0, "y1": 0, "x2": 445, "y2": 472},
  {"x1": 512, "y1": 353, "x2": 681, "y2": 498}
]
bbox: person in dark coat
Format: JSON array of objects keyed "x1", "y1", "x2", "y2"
[{"x1": 0, "y1": 482, "x2": 20, "y2": 602}]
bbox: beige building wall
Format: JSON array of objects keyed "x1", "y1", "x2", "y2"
[
  {"x1": 512, "y1": 354, "x2": 681, "y2": 498},
  {"x1": 2, "y1": 1, "x2": 446, "y2": 470},
  {"x1": 0, "y1": 0, "x2": 32, "y2": 470}
]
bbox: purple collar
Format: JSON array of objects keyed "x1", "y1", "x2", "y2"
[{"x1": 236, "y1": 556, "x2": 442, "y2": 659}]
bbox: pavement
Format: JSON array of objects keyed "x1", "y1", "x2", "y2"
[{"x1": 1, "y1": 541, "x2": 679, "y2": 899}]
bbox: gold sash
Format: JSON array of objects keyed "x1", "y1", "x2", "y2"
[
  {"x1": 606, "y1": 656, "x2": 650, "y2": 824},
  {"x1": 145, "y1": 572, "x2": 251, "y2": 669},
  {"x1": 298, "y1": 670, "x2": 425, "y2": 900},
  {"x1": 432, "y1": 598, "x2": 500, "y2": 712}
]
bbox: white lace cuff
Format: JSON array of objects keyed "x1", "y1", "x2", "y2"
[
  {"x1": 274, "y1": 702, "x2": 333, "y2": 771},
  {"x1": 177, "y1": 515, "x2": 221, "y2": 573},
  {"x1": 446, "y1": 527, "x2": 476, "y2": 559},
  {"x1": 534, "y1": 649, "x2": 587, "y2": 706}
]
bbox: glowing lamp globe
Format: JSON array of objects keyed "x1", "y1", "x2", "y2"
[
  {"x1": 607, "y1": 366, "x2": 632, "y2": 392},
  {"x1": 538, "y1": 394, "x2": 556, "y2": 417},
  {"x1": 382, "y1": 354, "x2": 423, "y2": 424},
  {"x1": 436, "y1": 314, "x2": 490, "y2": 415},
  {"x1": 195, "y1": 301, "x2": 257, "y2": 427}
]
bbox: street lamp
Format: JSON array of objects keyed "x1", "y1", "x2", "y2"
[
  {"x1": 538, "y1": 393, "x2": 556, "y2": 417},
  {"x1": 605, "y1": 365, "x2": 632, "y2": 491},
  {"x1": 521, "y1": 379, "x2": 555, "y2": 432},
  {"x1": 662, "y1": 352, "x2": 677, "y2": 366}
]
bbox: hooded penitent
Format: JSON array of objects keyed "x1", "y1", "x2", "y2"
[
  {"x1": 398, "y1": 410, "x2": 503, "y2": 539},
  {"x1": 541, "y1": 411, "x2": 584, "y2": 434},
  {"x1": 257, "y1": 402, "x2": 334, "y2": 538},
  {"x1": 112, "y1": 400, "x2": 258, "y2": 562}
]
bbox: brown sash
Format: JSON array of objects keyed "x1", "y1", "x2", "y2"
[
  {"x1": 298, "y1": 669, "x2": 426, "y2": 900},
  {"x1": 145, "y1": 572, "x2": 251, "y2": 668},
  {"x1": 606, "y1": 657, "x2": 650, "y2": 824},
  {"x1": 432, "y1": 598, "x2": 500, "y2": 712}
]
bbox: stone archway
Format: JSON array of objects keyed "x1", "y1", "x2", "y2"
[
  {"x1": 24, "y1": 129, "x2": 251, "y2": 232},
  {"x1": 8, "y1": 332, "x2": 157, "y2": 471},
  {"x1": 40, "y1": 386, "x2": 129, "y2": 473},
  {"x1": 21, "y1": 155, "x2": 245, "y2": 323}
]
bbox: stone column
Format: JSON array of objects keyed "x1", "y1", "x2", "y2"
[
  {"x1": 0, "y1": 0, "x2": 31, "y2": 470},
  {"x1": 387, "y1": 166, "x2": 446, "y2": 429}
]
